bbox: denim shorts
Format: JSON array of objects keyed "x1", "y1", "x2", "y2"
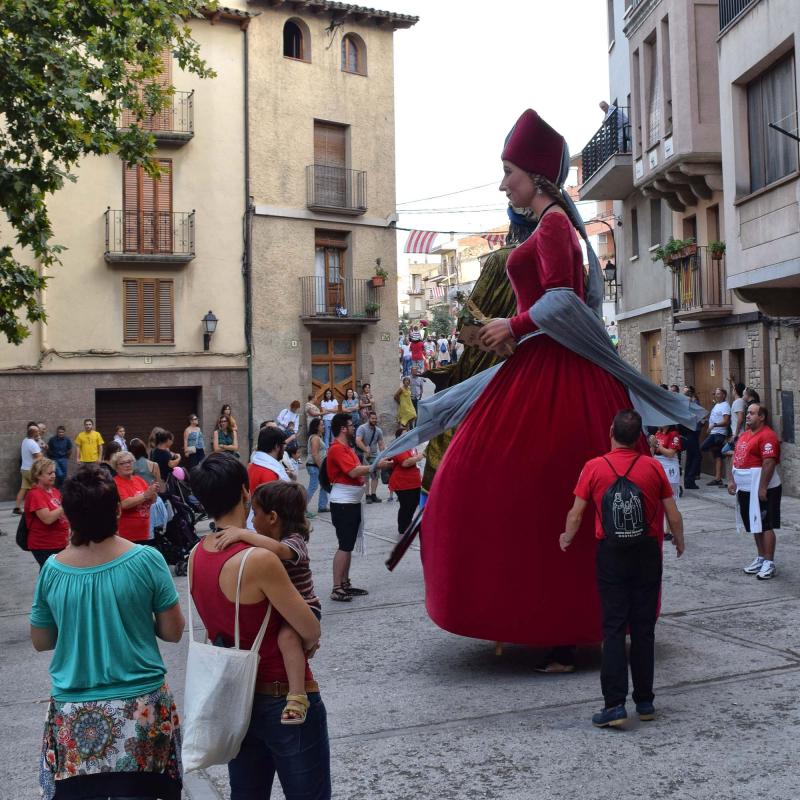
[{"x1": 228, "y1": 692, "x2": 331, "y2": 800}]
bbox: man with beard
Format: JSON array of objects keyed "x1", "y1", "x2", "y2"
[{"x1": 327, "y1": 413, "x2": 372, "y2": 602}]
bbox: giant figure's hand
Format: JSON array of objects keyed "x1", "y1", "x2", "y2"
[{"x1": 479, "y1": 318, "x2": 515, "y2": 357}]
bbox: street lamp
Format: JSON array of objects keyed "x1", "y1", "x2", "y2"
[
  {"x1": 202, "y1": 310, "x2": 218, "y2": 351},
  {"x1": 603, "y1": 261, "x2": 617, "y2": 283}
]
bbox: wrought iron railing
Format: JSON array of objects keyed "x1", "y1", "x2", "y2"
[
  {"x1": 719, "y1": 0, "x2": 757, "y2": 30},
  {"x1": 105, "y1": 209, "x2": 195, "y2": 258},
  {"x1": 306, "y1": 165, "x2": 367, "y2": 213},
  {"x1": 120, "y1": 90, "x2": 194, "y2": 137},
  {"x1": 671, "y1": 247, "x2": 731, "y2": 313},
  {"x1": 581, "y1": 106, "x2": 632, "y2": 184},
  {"x1": 299, "y1": 276, "x2": 380, "y2": 319}
]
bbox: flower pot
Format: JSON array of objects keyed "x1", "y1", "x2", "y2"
[
  {"x1": 710, "y1": 251, "x2": 723, "y2": 262},
  {"x1": 370, "y1": 276, "x2": 385, "y2": 288},
  {"x1": 682, "y1": 244, "x2": 697, "y2": 257}
]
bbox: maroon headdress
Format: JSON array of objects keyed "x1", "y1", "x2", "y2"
[{"x1": 501, "y1": 109, "x2": 565, "y2": 185}]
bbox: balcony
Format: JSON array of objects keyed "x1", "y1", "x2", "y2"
[
  {"x1": 719, "y1": 0, "x2": 758, "y2": 31},
  {"x1": 299, "y1": 277, "x2": 380, "y2": 323},
  {"x1": 306, "y1": 165, "x2": 367, "y2": 215},
  {"x1": 119, "y1": 91, "x2": 194, "y2": 144},
  {"x1": 104, "y1": 209, "x2": 196, "y2": 264},
  {"x1": 579, "y1": 107, "x2": 633, "y2": 201},
  {"x1": 671, "y1": 247, "x2": 733, "y2": 321}
]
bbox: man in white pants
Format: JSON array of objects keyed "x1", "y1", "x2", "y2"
[{"x1": 728, "y1": 403, "x2": 781, "y2": 581}]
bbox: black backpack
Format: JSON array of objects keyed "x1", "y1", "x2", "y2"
[
  {"x1": 600, "y1": 456, "x2": 647, "y2": 547},
  {"x1": 15, "y1": 512, "x2": 29, "y2": 551},
  {"x1": 319, "y1": 457, "x2": 333, "y2": 494}
]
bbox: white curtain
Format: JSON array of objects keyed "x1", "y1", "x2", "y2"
[{"x1": 314, "y1": 247, "x2": 326, "y2": 313}]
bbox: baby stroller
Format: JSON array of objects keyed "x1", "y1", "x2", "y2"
[{"x1": 153, "y1": 470, "x2": 202, "y2": 576}]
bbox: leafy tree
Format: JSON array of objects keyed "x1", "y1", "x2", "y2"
[
  {"x1": 429, "y1": 306, "x2": 455, "y2": 338},
  {"x1": 0, "y1": 0, "x2": 216, "y2": 344}
]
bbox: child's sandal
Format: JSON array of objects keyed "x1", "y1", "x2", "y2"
[{"x1": 281, "y1": 693, "x2": 310, "y2": 726}]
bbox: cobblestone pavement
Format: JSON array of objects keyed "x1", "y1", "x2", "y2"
[{"x1": 2, "y1": 477, "x2": 799, "y2": 799}]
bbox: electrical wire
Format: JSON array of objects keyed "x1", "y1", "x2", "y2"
[{"x1": 396, "y1": 181, "x2": 498, "y2": 206}]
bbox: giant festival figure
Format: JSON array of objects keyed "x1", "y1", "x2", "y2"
[{"x1": 382, "y1": 109, "x2": 702, "y2": 647}]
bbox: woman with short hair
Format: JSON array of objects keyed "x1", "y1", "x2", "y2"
[
  {"x1": 31, "y1": 464, "x2": 185, "y2": 800},
  {"x1": 112, "y1": 450, "x2": 159, "y2": 543},
  {"x1": 24, "y1": 458, "x2": 70, "y2": 569}
]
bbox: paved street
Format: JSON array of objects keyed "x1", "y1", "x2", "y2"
[{"x1": 2, "y1": 479, "x2": 800, "y2": 800}]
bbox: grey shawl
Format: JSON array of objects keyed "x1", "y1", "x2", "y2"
[{"x1": 377, "y1": 288, "x2": 706, "y2": 465}]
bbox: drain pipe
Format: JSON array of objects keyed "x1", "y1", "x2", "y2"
[{"x1": 242, "y1": 19, "x2": 255, "y2": 455}]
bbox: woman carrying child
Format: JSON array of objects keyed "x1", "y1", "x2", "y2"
[{"x1": 189, "y1": 454, "x2": 330, "y2": 798}]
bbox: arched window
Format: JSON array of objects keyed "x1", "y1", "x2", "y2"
[
  {"x1": 341, "y1": 34, "x2": 366, "y2": 75},
  {"x1": 283, "y1": 19, "x2": 309, "y2": 61}
]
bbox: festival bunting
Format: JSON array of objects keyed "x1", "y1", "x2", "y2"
[
  {"x1": 482, "y1": 233, "x2": 506, "y2": 249},
  {"x1": 404, "y1": 230, "x2": 439, "y2": 254}
]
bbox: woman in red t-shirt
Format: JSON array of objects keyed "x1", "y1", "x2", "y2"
[
  {"x1": 112, "y1": 451, "x2": 158, "y2": 542},
  {"x1": 25, "y1": 458, "x2": 70, "y2": 569},
  {"x1": 379, "y1": 429, "x2": 424, "y2": 536}
]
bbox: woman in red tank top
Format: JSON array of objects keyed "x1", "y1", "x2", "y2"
[{"x1": 190, "y1": 454, "x2": 330, "y2": 800}]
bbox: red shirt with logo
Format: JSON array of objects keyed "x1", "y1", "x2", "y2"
[
  {"x1": 326, "y1": 441, "x2": 364, "y2": 486},
  {"x1": 574, "y1": 448, "x2": 673, "y2": 540},
  {"x1": 114, "y1": 474, "x2": 152, "y2": 542},
  {"x1": 733, "y1": 426, "x2": 780, "y2": 469},
  {"x1": 388, "y1": 450, "x2": 422, "y2": 492},
  {"x1": 655, "y1": 430, "x2": 682, "y2": 452},
  {"x1": 24, "y1": 486, "x2": 70, "y2": 551},
  {"x1": 247, "y1": 463, "x2": 279, "y2": 494}
]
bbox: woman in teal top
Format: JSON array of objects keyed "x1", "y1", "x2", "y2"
[
  {"x1": 183, "y1": 413, "x2": 206, "y2": 470},
  {"x1": 30, "y1": 464, "x2": 185, "y2": 800}
]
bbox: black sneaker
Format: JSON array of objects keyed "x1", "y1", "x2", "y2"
[
  {"x1": 365, "y1": 495, "x2": 374, "y2": 504},
  {"x1": 684, "y1": 483, "x2": 699, "y2": 489},
  {"x1": 371, "y1": 494, "x2": 382, "y2": 503},
  {"x1": 592, "y1": 704, "x2": 627, "y2": 728},
  {"x1": 706, "y1": 479, "x2": 723, "y2": 486},
  {"x1": 635, "y1": 701, "x2": 655, "y2": 721}
]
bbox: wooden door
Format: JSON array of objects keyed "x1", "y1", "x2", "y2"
[
  {"x1": 642, "y1": 330, "x2": 663, "y2": 386},
  {"x1": 729, "y1": 349, "x2": 745, "y2": 388},
  {"x1": 310, "y1": 337, "x2": 356, "y2": 403},
  {"x1": 691, "y1": 350, "x2": 722, "y2": 412},
  {"x1": 123, "y1": 159, "x2": 172, "y2": 253},
  {"x1": 322, "y1": 247, "x2": 344, "y2": 311},
  {"x1": 314, "y1": 122, "x2": 346, "y2": 206}
]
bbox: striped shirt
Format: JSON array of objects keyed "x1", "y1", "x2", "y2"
[{"x1": 282, "y1": 533, "x2": 321, "y2": 613}]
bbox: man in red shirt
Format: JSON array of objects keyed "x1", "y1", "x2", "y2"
[
  {"x1": 247, "y1": 426, "x2": 291, "y2": 493},
  {"x1": 560, "y1": 409, "x2": 684, "y2": 728},
  {"x1": 728, "y1": 403, "x2": 781, "y2": 580},
  {"x1": 327, "y1": 413, "x2": 372, "y2": 602}
]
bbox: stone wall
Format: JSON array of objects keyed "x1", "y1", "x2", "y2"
[
  {"x1": 769, "y1": 321, "x2": 800, "y2": 496},
  {"x1": 0, "y1": 367, "x2": 248, "y2": 501}
]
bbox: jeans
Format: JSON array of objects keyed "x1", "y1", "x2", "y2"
[
  {"x1": 402, "y1": 356, "x2": 412, "y2": 377},
  {"x1": 306, "y1": 465, "x2": 329, "y2": 511},
  {"x1": 228, "y1": 693, "x2": 331, "y2": 800},
  {"x1": 322, "y1": 419, "x2": 332, "y2": 447},
  {"x1": 54, "y1": 457, "x2": 68, "y2": 488},
  {"x1": 596, "y1": 537, "x2": 662, "y2": 708},
  {"x1": 395, "y1": 488, "x2": 420, "y2": 536},
  {"x1": 701, "y1": 432, "x2": 726, "y2": 460}
]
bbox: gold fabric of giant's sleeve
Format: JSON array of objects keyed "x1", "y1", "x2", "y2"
[{"x1": 422, "y1": 247, "x2": 518, "y2": 491}]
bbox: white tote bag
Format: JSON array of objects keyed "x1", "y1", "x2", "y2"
[{"x1": 182, "y1": 547, "x2": 272, "y2": 772}]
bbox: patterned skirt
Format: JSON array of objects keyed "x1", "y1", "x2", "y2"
[{"x1": 39, "y1": 682, "x2": 182, "y2": 800}]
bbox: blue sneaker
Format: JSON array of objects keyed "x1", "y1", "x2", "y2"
[
  {"x1": 635, "y1": 701, "x2": 655, "y2": 721},
  {"x1": 592, "y1": 704, "x2": 627, "y2": 728}
]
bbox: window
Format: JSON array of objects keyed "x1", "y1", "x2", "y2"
[
  {"x1": 682, "y1": 215, "x2": 697, "y2": 241},
  {"x1": 122, "y1": 159, "x2": 172, "y2": 253},
  {"x1": 314, "y1": 230, "x2": 348, "y2": 314},
  {"x1": 123, "y1": 278, "x2": 174, "y2": 344},
  {"x1": 747, "y1": 53, "x2": 798, "y2": 192},
  {"x1": 283, "y1": 19, "x2": 309, "y2": 61},
  {"x1": 341, "y1": 34, "x2": 366, "y2": 75},
  {"x1": 706, "y1": 204, "x2": 720, "y2": 242},
  {"x1": 631, "y1": 208, "x2": 640, "y2": 258},
  {"x1": 645, "y1": 36, "x2": 661, "y2": 147},
  {"x1": 607, "y1": 0, "x2": 615, "y2": 45},
  {"x1": 649, "y1": 199, "x2": 662, "y2": 246}
]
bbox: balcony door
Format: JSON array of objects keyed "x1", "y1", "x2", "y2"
[
  {"x1": 123, "y1": 160, "x2": 172, "y2": 254},
  {"x1": 120, "y1": 49, "x2": 173, "y2": 132},
  {"x1": 310, "y1": 336, "x2": 356, "y2": 403},
  {"x1": 315, "y1": 230, "x2": 348, "y2": 314},
  {"x1": 314, "y1": 121, "x2": 347, "y2": 207}
]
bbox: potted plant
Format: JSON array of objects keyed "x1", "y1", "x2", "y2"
[
  {"x1": 652, "y1": 238, "x2": 683, "y2": 266},
  {"x1": 680, "y1": 237, "x2": 697, "y2": 258},
  {"x1": 708, "y1": 240, "x2": 726, "y2": 261},
  {"x1": 370, "y1": 257, "x2": 389, "y2": 288},
  {"x1": 365, "y1": 301, "x2": 380, "y2": 316}
]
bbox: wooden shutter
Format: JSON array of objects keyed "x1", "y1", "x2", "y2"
[
  {"x1": 152, "y1": 49, "x2": 173, "y2": 132},
  {"x1": 314, "y1": 122, "x2": 346, "y2": 167},
  {"x1": 123, "y1": 278, "x2": 174, "y2": 344},
  {"x1": 124, "y1": 160, "x2": 172, "y2": 253}
]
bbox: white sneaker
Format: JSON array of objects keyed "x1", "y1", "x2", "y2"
[
  {"x1": 756, "y1": 560, "x2": 776, "y2": 580},
  {"x1": 743, "y1": 557, "x2": 764, "y2": 575}
]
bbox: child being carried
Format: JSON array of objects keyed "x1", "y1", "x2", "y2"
[{"x1": 214, "y1": 481, "x2": 321, "y2": 725}]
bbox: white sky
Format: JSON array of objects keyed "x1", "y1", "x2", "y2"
[{"x1": 389, "y1": 0, "x2": 610, "y2": 273}]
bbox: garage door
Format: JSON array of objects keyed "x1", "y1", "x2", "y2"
[{"x1": 95, "y1": 387, "x2": 201, "y2": 455}]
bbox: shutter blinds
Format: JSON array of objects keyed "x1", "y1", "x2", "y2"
[
  {"x1": 122, "y1": 160, "x2": 172, "y2": 253},
  {"x1": 123, "y1": 278, "x2": 174, "y2": 344},
  {"x1": 120, "y1": 49, "x2": 173, "y2": 130}
]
